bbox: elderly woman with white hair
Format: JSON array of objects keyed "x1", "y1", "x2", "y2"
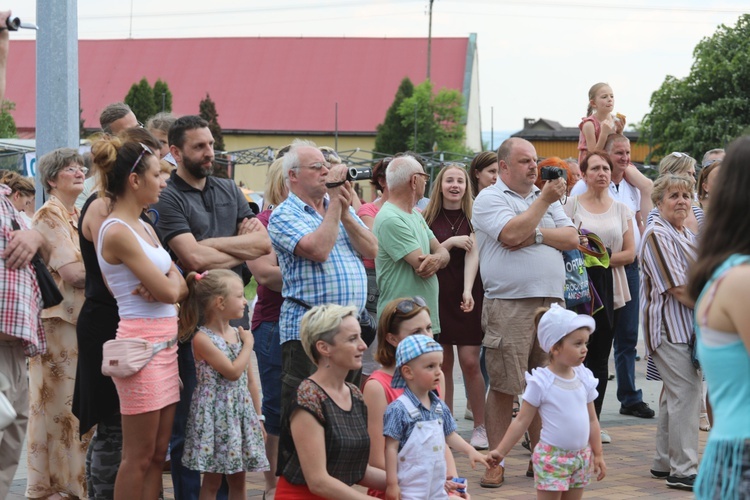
[
  {"x1": 276, "y1": 304, "x2": 386, "y2": 499},
  {"x1": 640, "y1": 174, "x2": 702, "y2": 490}
]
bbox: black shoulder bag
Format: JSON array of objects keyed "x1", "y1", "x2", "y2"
[{"x1": 10, "y1": 218, "x2": 63, "y2": 308}]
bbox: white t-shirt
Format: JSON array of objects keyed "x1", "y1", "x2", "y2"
[
  {"x1": 523, "y1": 365, "x2": 598, "y2": 451},
  {"x1": 570, "y1": 178, "x2": 642, "y2": 250}
]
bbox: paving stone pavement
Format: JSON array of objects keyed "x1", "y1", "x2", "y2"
[{"x1": 10, "y1": 338, "x2": 703, "y2": 499}]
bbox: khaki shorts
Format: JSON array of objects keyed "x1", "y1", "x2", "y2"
[{"x1": 481, "y1": 297, "x2": 559, "y2": 395}]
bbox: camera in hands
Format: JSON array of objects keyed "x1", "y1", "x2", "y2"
[{"x1": 540, "y1": 166, "x2": 567, "y2": 181}]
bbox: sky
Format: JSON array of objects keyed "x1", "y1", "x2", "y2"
[{"x1": 10, "y1": 0, "x2": 749, "y2": 138}]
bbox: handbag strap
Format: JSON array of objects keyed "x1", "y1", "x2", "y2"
[
  {"x1": 152, "y1": 336, "x2": 179, "y2": 355},
  {"x1": 286, "y1": 296, "x2": 312, "y2": 310}
]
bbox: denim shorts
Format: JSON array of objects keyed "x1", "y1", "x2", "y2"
[{"x1": 252, "y1": 321, "x2": 282, "y2": 436}]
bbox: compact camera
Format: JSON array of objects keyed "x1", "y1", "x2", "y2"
[
  {"x1": 540, "y1": 166, "x2": 567, "y2": 181},
  {"x1": 347, "y1": 166, "x2": 373, "y2": 181}
]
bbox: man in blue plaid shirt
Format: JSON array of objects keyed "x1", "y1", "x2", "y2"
[{"x1": 268, "y1": 139, "x2": 377, "y2": 426}]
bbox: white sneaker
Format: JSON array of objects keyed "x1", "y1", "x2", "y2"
[
  {"x1": 600, "y1": 429, "x2": 612, "y2": 444},
  {"x1": 471, "y1": 424, "x2": 489, "y2": 450}
]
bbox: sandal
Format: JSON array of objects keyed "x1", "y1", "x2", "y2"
[
  {"x1": 512, "y1": 398, "x2": 520, "y2": 418},
  {"x1": 699, "y1": 413, "x2": 711, "y2": 432}
]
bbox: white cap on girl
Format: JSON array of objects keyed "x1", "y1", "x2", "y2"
[{"x1": 537, "y1": 304, "x2": 596, "y2": 353}]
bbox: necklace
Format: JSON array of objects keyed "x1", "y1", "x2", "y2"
[{"x1": 441, "y1": 209, "x2": 465, "y2": 236}]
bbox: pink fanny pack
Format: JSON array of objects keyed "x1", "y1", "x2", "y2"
[{"x1": 102, "y1": 336, "x2": 178, "y2": 378}]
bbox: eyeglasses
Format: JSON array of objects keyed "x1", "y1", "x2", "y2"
[
  {"x1": 702, "y1": 159, "x2": 720, "y2": 168},
  {"x1": 130, "y1": 142, "x2": 154, "y2": 173},
  {"x1": 389, "y1": 296, "x2": 428, "y2": 333},
  {"x1": 413, "y1": 172, "x2": 430, "y2": 180},
  {"x1": 137, "y1": 121, "x2": 145, "y2": 129},
  {"x1": 293, "y1": 162, "x2": 331, "y2": 171},
  {"x1": 395, "y1": 296, "x2": 428, "y2": 315},
  {"x1": 442, "y1": 162, "x2": 467, "y2": 169},
  {"x1": 62, "y1": 166, "x2": 88, "y2": 175},
  {"x1": 669, "y1": 152, "x2": 694, "y2": 161}
]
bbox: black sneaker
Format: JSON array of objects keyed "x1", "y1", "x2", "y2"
[
  {"x1": 650, "y1": 469, "x2": 669, "y2": 479},
  {"x1": 620, "y1": 401, "x2": 655, "y2": 418},
  {"x1": 666, "y1": 474, "x2": 696, "y2": 490}
]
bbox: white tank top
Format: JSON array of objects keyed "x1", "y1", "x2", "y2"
[{"x1": 97, "y1": 217, "x2": 177, "y2": 319}]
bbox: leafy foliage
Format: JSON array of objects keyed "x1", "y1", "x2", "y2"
[
  {"x1": 124, "y1": 78, "x2": 174, "y2": 123},
  {"x1": 374, "y1": 77, "x2": 414, "y2": 154},
  {"x1": 199, "y1": 93, "x2": 225, "y2": 151},
  {"x1": 0, "y1": 100, "x2": 17, "y2": 138},
  {"x1": 153, "y1": 79, "x2": 173, "y2": 113},
  {"x1": 397, "y1": 80, "x2": 472, "y2": 155},
  {"x1": 124, "y1": 78, "x2": 157, "y2": 124},
  {"x1": 642, "y1": 14, "x2": 750, "y2": 160}
]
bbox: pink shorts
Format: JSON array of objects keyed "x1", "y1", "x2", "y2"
[{"x1": 113, "y1": 316, "x2": 179, "y2": 415}]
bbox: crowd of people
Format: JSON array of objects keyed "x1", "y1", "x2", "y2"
[{"x1": 0, "y1": 14, "x2": 748, "y2": 499}]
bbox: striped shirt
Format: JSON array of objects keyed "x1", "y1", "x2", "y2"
[
  {"x1": 268, "y1": 192, "x2": 368, "y2": 343},
  {"x1": 639, "y1": 213, "x2": 697, "y2": 354},
  {"x1": 0, "y1": 185, "x2": 46, "y2": 356}
]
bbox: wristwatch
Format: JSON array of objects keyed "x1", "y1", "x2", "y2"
[{"x1": 534, "y1": 228, "x2": 544, "y2": 245}]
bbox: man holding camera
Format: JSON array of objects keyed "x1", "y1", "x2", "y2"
[
  {"x1": 267, "y1": 139, "x2": 376, "y2": 426},
  {"x1": 472, "y1": 138, "x2": 578, "y2": 487}
]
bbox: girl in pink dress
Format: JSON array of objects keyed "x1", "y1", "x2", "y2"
[{"x1": 578, "y1": 82, "x2": 626, "y2": 163}]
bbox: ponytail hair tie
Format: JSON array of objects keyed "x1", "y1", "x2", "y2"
[{"x1": 195, "y1": 271, "x2": 208, "y2": 281}]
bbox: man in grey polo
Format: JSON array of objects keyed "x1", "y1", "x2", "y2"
[
  {"x1": 472, "y1": 138, "x2": 578, "y2": 487},
  {"x1": 153, "y1": 115, "x2": 270, "y2": 500}
]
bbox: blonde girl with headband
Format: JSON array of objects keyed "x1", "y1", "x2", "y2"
[
  {"x1": 179, "y1": 269, "x2": 269, "y2": 499},
  {"x1": 488, "y1": 304, "x2": 606, "y2": 499},
  {"x1": 578, "y1": 82, "x2": 626, "y2": 163}
]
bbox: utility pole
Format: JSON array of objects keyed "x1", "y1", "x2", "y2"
[
  {"x1": 36, "y1": 0, "x2": 78, "y2": 208},
  {"x1": 426, "y1": 0, "x2": 434, "y2": 80}
]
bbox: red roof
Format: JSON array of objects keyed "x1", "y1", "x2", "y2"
[{"x1": 6, "y1": 37, "x2": 468, "y2": 136}]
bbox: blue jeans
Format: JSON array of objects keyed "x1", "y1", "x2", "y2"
[
  {"x1": 252, "y1": 321, "x2": 282, "y2": 436},
  {"x1": 613, "y1": 260, "x2": 643, "y2": 408},
  {"x1": 170, "y1": 341, "x2": 229, "y2": 499}
]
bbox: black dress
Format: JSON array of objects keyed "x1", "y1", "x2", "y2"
[
  {"x1": 429, "y1": 208, "x2": 484, "y2": 345},
  {"x1": 72, "y1": 194, "x2": 120, "y2": 435}
]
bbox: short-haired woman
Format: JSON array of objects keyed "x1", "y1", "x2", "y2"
[
  {"x1": 276, "y1": 304, "x2": 386, "y2": 498},
  {"x1": 26, "y1": 148, "x2": 92, "y2": 498}
]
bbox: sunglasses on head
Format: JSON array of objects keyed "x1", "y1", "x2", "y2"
[
  {"x1": 130, "y1": 142, "x2": 154, "y2": 173},
  {"x1": 395, "y1": 296, "x2": 428, "y2": 315}
]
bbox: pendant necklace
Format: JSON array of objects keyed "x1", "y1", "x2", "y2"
[{"x1": 441, "y1": 209, "x2": 465, "y2": 236}]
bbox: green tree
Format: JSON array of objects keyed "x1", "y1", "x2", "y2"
[
  {"x1": 124, "y1": 77, "x2": 158, "y2": 123},
  {"x1": 199, "y1": 93, "x2": 225, "y2": 151},
  {"x1": 397, "y1": 80, "x2": 472, "y2": 155},
  {"x1": 0, "y1": 100, "x2": 17, "y2": 138},
  {"x1": 374, "y1": 77, "x2": 414, "y2": 154},
  {"x1": 153, "y1": 79, "x2": 173, "y2": 113},
  {"x1": 642, "y1": 14, "x2": 750, "y2": 160}
]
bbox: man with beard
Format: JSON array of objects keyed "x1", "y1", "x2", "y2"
[{"x1": 153, "y1": 114, "x2": 271, "y2": 500}]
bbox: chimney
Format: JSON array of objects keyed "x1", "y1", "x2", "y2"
[{"x1": 523, "y1": 118, "x2": 535, "y2": 129}]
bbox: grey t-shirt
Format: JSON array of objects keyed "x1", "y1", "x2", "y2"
[{"x1": 472, "y1": 179, "x2": 574, "y2": 300}]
